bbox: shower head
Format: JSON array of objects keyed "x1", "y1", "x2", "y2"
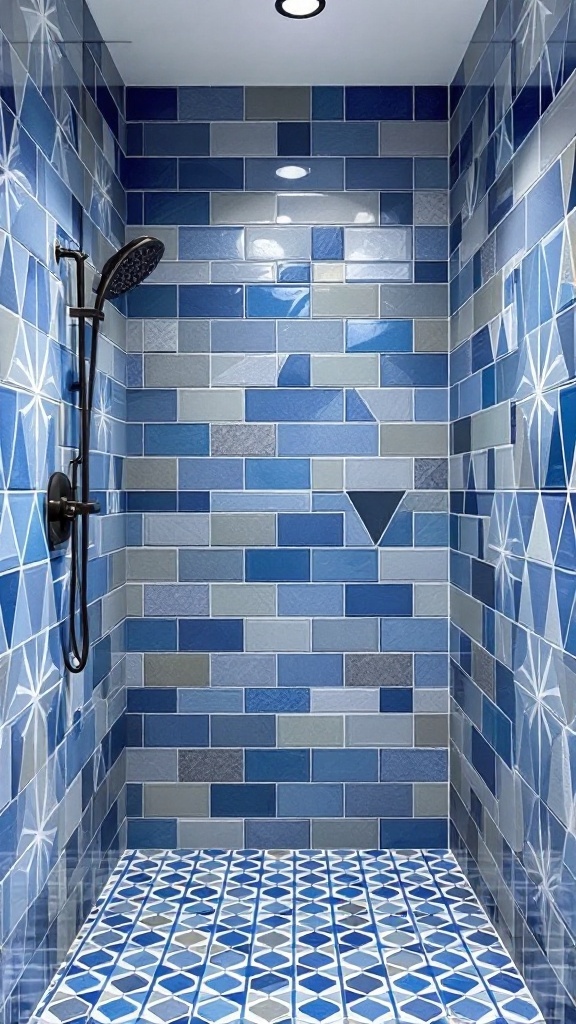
[{"x1": 94, "y1": 236, "x2": 165, "y2": 310}]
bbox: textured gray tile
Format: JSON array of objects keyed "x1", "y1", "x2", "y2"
[
  {"x1": 179, "y1": 549, "x2": 244, "y2": 581},
  {"x1": 143, "y1": 319, "x2": 178, "y2": 352},
  {"x1": 144, "y1": 514, "x2": 209, "y2": 547},
  {"x1": 415, "y1": 714, "x2": 449, "y2": 747},
  {"x1": 313, "y1": 618, "x2": 379, "y2": 652},
  {"x1": 179, "y1": 321, "x2": 211, "y2": 352},
  {"x1": 211, "y1": 354, "x2": 278, "y2": 387},
  {"x1": 413, "y1": 191, "x2": 449, "y2": 226},
  {"x1": 211, "y1": 513, "x2": 276, "y2": 547},
  {"x1": 126, "y1": 749, "x2": 178, "y2": 782},
  {"x1": 311, "y1": 818, "x2": 378, "y2": 848},
  {"x1": 414, "y1": 783, "x2": 449, "y2": 817},
  {"x1": 312, "y1": 459, "x2": 344, "y2": 491},
  {"x1": 246, "y1": 618, "x2": 310, "y2": 653},
  {"x1": 212, "y1": 192, "x2": 277, "y2": 225},
  {"x1": 144, "y1": 584, "x2": 209, "y2": 617},
  {"x1": 211, "y1": 424, "x2": 276, "y2": 456},
  {"x1": 212, "y1": 584, "x2": 276, "y2": 617},
  {"x1": 414, "y1": 458, "x2": 448, "y2": 489},
  {"x1": 211, "y1": 121, "x2": 277, "y2": 156},
  {"x1": 414, "y1": 319, "x2": 449, "y2": 352},
  {"x1": 312, "y1": 285, "x2": 379, "y2": 318},
  {"x1": 178, "y1": 820, "x2": 244, "y2": 847},
  {"x1": 144, "y1": 783, "x2": 209, "y2": 818},
  {"x1": 473, "y1": 272, "x2": 503, "y2": 332},
  {"x1": 178, "y1": 749, "x2": 243, "y2": 782},
  {"x1": 346, "y1": 715, "x2": 413, "y2": 747},
  {"x1": 379, "y1": 121, "x2": 448, "y2": 156},
  {"x1": 472, "y1": 642, "x2": 496, "y2": 699},
  {"x1": 402, "y1": 492, "x2": 448, "y2": 511},
  {"x1": 380, "y1": 284, "x2": 448, "y2": 318},
  {"x1": 380, "y1": 424, "x2": 448, "y2": 457},
  {"x1": 144, "y1": 653, "x2": 209, "y2": 687},
  {"x1": 211, "y1": 653, "x2": 277, "y2": 687},
  {"x1": 345, "y1": 458, "x2": 413, "y2": 490},
  {"x1": 345, "y1": 652, "x2": 413, "y2": 687},
  {"x1": 413, "y1": 689, "x2": 449, "y2": 713},
  {"x1": 245, "y1": 87, "x2": 310, "y2": 121},
  {"x1": 311, "y1": 354, "x2": 379, "y2": 387},
  {"x1": 278, "y1": 192, "x2": 379, "y2": 226},
  {"x1": 124, "y1": 458, "x2": 177, "y2": 490},
  {"x1": 414, "y1": 583, "x2": 449, "y2": 616},
  {"x1": 311, "y1": 689, "x2": 379, "y2": 713},
  {"x1": 145, "y1": 354, "x2": 209, "y2": 387},
  {"x1": 246, "y1": 227, "x2": 311, "y2": 261},
  {"x1": 179, "y1": 390, "x2": 244, "y2": 422},
  {"x1": 127, "y1": 549, "x2": 178, "y2": 582},
  {"x1": 278, "y1": 715, "x2": 343, "y2": 748}
]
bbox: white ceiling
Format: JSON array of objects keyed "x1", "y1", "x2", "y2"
[{"x1": 86, "y1": 0, "x2": 487, "y2": 86}]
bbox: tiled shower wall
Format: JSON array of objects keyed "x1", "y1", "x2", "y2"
[
  {"x1": 123, "y1": 85, "x2": 452, "y2": 850},
  {"x1": 449, "y1": 1, "x2": 576, "y2": 1022},
  {"x1": 0, "y1": 0, "x2": 128, "y2": 1019}
]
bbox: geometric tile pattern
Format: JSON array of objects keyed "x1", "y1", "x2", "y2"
[{"x1": 31, "y1": 849, "x2": 544, "y2": 1024}]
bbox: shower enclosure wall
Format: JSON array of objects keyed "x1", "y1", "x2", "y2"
[{"x1": 0, "y1": 0, "x2": 575, "y2": 1022}]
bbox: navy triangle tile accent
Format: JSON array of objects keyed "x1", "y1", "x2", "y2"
[
  {"x1": 347, "y1": 491, "x2": 405, "y2": 544},
  {"x1": 0, "y1": 569, "x2": 19, "y2": 647}
]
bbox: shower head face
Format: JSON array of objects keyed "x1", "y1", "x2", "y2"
[{"x1": 95, "y1": 236, "x2": 165, "y2": 307}]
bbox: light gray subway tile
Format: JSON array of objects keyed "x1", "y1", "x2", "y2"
[
  {"x1": 312, "y1": 618, "x2": 379, "y2": 653},
  {"x1": 380, "y1": 121, "x2": 448, "y2": 156},
  {"x1": 143, "y1": 319, "x2": 178, "y2": 352},
  {"x1": 345, "y1": 458, "x2": 413, "y2": 490},
  {"x1": 211, "y1": 653, "x2": 277, "y2": 687},
  {"x1": 359, "y1": 389, "x2": 413, "y2": 422},
  {"x1": 179, "y1": 549, "x2": 244, "y2": 581},
  {"x1": 278, "y1": 715, "x2": 343, "y2": 747},
  {"x1": 246, "y1": 86, "x2": 310, "y2": 120},
  {"x1": 150, "y1": 261, "x2": 210, "y2": 285},
  {"x1": 345, "y1": 263, "x2": 411, "y2": 283},
  {"x1": 179, "y1": 390, "x2": 244, "y2": 423},
  {"x1": 414, "y1": 583, "x2": 449, "y2": 617},
  {"x1": 311, "y1": 818, "x2": 378, "y2": 848},
  {"x1": 124, "y1": 458, "x2": 177, "y2": 490},
  {"x1": 212, "y1": 354, "x2": 278, "y2": 386},
  {"x1": 211, "y1": 121, "x2": 277, "y2": 156},
  {"x1": 246, "y1": 227, "x2": 311, "y2": 261},
  {"x1": 380, "y1": 424, "x2": 448, "y2": 457},
  {"x1": 278, "y1": 192, "x2": 378, "y2": 226},
  {"x1": 346, "y1": 714, "x2": 413, "y2": 747},
  {"x1": 451, "y1": 585, "x2": 483, "y2": 643},
  {"x1": 212, "y1": 584, "x2": 276, "y2": 617},
  {"x1": 212, "y1": 192, "x2": 277, "y2": 225},
  {"x1": 311, "y1": 689, "x2": 379, "y2": 713},
  {"x1": 311, "y1": 354, "x2": 379, "y2": 387},
  {"x1": 211, "y1": 424, "x2": 276, "y2": 456},
  {"x1": 126, "y1": 583, "x2": 142, "y2": 618},
  {"x1": 345, "y1": 227, "x2": 412, "y2": 261},
  {"x1": 179, "y1": 321, "x2": 211, "y2": 352},
  {"x1": 414, "y1": 319, "x2": 449, "y2": 352},
  {"x1": 145, "y1": 354, "x2": 209, "y2": 387},
  {"x1": 380, "y1": 549, "x2": 448, "y2": 582},
  {"x1": 414, "y1": 714, "x2": 449, "y2": 747},
  {"x1": 211, "y1": 262, "x2": 275, "y2": 283},
  {"x1": 471, "y1": 402, "x2": 512, "y2": 451},
  {"x1": 144, "y1": 514, "x2": 209, "y2": 547},
  {"x1": 413, "y1": 191, "x2": 449, "y2": 225},
  {"x1": 126, "y1": 549, "x2": 178, "y2": 582},
  {"x1": 143, "y1": 584, "x2": 209, "y2": 617},
  {"x1": 178, "y1": 749, "x2": 243, "y2": 782},
  {"x1": 345, "y1": 653, "x2": 413, "y2": 687},
  {"x1": 473, "y1": 272, "x2": 503, "y2": 332},
  {"x1": 126, "y1": 749, "x2": 178, "y2": 782},
  {"x1": 144, "y1": 653, "x2": 209, "y2": 687},
  {"x1": 246, "y1": 618, "x2": 310, "y2": 653},
  {"x1": 312, "y1": 459, "x2": 344, "y2": 491},
  {"x1": 414, "y1": 783, "x2": 449, "y2": 817},
  {"x1": 211, "y1": 320, "x2": 276, "y2": 353},
  {"x1": 413, "y1": 689, "x2": 449, "y2": 713},
  {"x1": 278, "y1": 320, "x2": 344, "y2": 353},
  {"x1": 178, "y1": 820, "x2": 245, "y2": 846},
  {"x1": 380, "y1": 284, "x2": 448, "y2": 318},
  {"x1": 144, "y1": 783, "x2": 209, "y2": 818},
  {"x1": 126, "y1": 226, "x2": 178, "y2": 260},
  {"x1": 312, "y1": 284, "x2": 379, "y2": 318},
  {"x1": 211, "y1": 513, "x2": 276, "y2": 547}
]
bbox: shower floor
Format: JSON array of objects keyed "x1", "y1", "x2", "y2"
[{"x1": 32, "y1": 850, "x2": 543, "y2": 1024}]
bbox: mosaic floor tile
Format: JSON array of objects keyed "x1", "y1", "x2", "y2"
[{"x1": 31, "y1": 851, "x2": 544, "y2": 1024}]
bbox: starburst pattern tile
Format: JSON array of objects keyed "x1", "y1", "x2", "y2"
[{"x1": 32, "y1": 850, "x2": 544, "y2": 1024}]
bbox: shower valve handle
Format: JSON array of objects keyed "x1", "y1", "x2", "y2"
[{"x1": 53, "y1": 497, "x2": 101, "y2": 520}]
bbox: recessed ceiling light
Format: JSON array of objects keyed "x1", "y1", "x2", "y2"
[
  {"x1": 276, "y1": 165, "x2": 311, "y2": 180},
  {"x1": 275, "y1": 0, "x2": 326, "y2": 19}
]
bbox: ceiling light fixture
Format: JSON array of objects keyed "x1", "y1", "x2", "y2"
[
  {"x1": 275, "y1": 0, "x2": 326, "y2": 19},
  {"x1": 276, "y1": 165, "x2": 311, "y2": 179}
]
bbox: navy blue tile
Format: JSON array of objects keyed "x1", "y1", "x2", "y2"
[
  {"x1": 246, "y1": 549, "x2": 310, "y2": 582},
  {"x1": 144, "y1": 714, "x2": 209, "y2": 747},
  {"x1": 278, "y1": 264, "x2": 311, "y2": 284},
  {"x1": 414, "y1": 158, "x2": 448, "y2": 188},
  {"x1": 126, "y1": 87, "x2": 178, "y2": 120},
  {"x1": 211, "y1": 715, "x2": 276, "y2": 747},
  {"x1": 380, "y1": 748, "x2": 448, "y2": 782},
  {"x1": 246, "y1": 158, "x2": 344, "y2": 191},
  {"x1": 127, "y1": 389, "x2": 177, "y2": 422},
  {"x1": 346, "y1": 158, "x2": 413, "y2": 190},
  {"x1": 381, "y1": 353, "x2": 447, "y2": 387},
  {"x1": 278, "y1": 122, "x2": 311, "y2": 156},
  {"x1": 346, "y1": 87, "x2": 413, "y2": 120},
  {"x1": 143, "y1": 192, "x2": 210, "y2": 224},
  {"x1": 211, "y1": 784, "x2": 276, "y2": 818},
  {"x1": 143, "y1": 122, "x2": 210, "y2": 155},
  {"x1": 380, "y1": 818, "x2": 448, "y2": 846},
  {"x1": 124, "y1": 157, "x2": 177, "y2": 190},
  {"x1": 415, "y1": 87, "x2": 449, "y2": 120},
  {"x1": 278, "y1": 513, "x2": 343, "y2": 547},
  {"x1": 345, "y1": 783, "x2": 412, "y2": 817},
  {"x1": 127, "y1": 492, "x2": 177, "y2": 512},
  {"x1": 312, "y1": 227, "x2": 344, "y2": 261},
  {"x1": 245, "y1": 688, "x2": 310, "y2": 713},
  {"x1": 312, "y1": 123, "x2": 379, "y2": 156},
  {"x1": 179, "y1": 285, "x2": 243, "y2": 318},
  {"x1": 127, "y1": 285, "x2": 177, "y2": 318},
  {"x1": 143, "y1": 424, "x2": 209, "y2": 456},
  {"x1": 246, "y1": 749, "x2": 310, "y2": 782},
  {"x1": 246, "y1": 286, "x2": 310, "y2": 319},
  {"x1": 179, "y1": 158, "x2": 244, "y2": 190},
  {"x1": 127, "y1": 689, "x2": 177, "y2": 713},
  {"x1": 180, "y1": 87, "x2": 244, "y2": 121},
  {"x1": 415, "y1": 261, "x2": 448, "y2": 283},
  {"x1": 345, "y1": 584, "x2": 413, "y2": 616},
  {"x1": 179, "y1": 619, "x2": 244, "y2": 652},
  {"x1": 127, "y1": 818, "x2": 177, "y2": 847},
  {"x1": 380, "y1": 688, "x2": 413, "y2": 712},
  {"x1": 126, "y1": 619, "x2": 177, "y2": 652},
  {"x1": 380, "y1": 191, "x2": 414, "y2": 226},
  {"x1": 312, "y1": 87, "x2": 344, "y2": 120},
  {"x1": 471, "y1": 726, "x2": 496, "y2": 794}
]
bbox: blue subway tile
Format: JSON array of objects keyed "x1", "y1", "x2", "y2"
[
  {"x1": 143, "y1": 122, "x2": 210, "y2": 155},
  {"x1": 127, "y1": 285, "x2": 177, "y2": 318},
  {"x1": 126, "y1": 87, "x2": 178, "y2": 120},
  {"x1": 127, "y1": 389, "x2": 177, "y2": 422},
  {"x1": 380, "y1": 618, "x2": 448, "y2": 652},
  {"x1": 178, "y1": 689, "x2": 244, "y2": 713},
  {"x1": 346, "y1": 158, "x2": 413, "y2": 190},
  {"x1": 278, "y1": 584, "x2": 343, "y2": 618},
  {"x1": 380, "y1": 192, "x2": 414, "y2": 225},
  {"x1": 278, "y1": 783, "x2": 343, "y2": 818},
  {"x1": 346, "y1": 87, "x2": 413, "y2": 120},
  {"x1": 278, "y1": 513, "x2": 344, "y2": 547},
  {"x1": 278, "y1": 122, "x2": 311, "y2": 156},
  {"x1": 126, "y1": 619, "x2": 177, "y2": 652},
  {"x1": 143, "y1": 192, "x2": 210, "y2": 224},
  {"x1": 312, "y1": 550, "x2": 378, "y2": 582},
  {"x1": 380, "y1": 353, "x2": 447, "y2": 387},
  {"x1": 346, "y1": 584, "x2": 413, "y2": 617},
  {"x1": 124, "y1": 157, "x2": 177, "y2": 190},
  {"x1": 144, "y1": 424, "x2": 209, "y2": 456},
  {"x1": 179, "y1": 619, "x2": 244, "y2": 652},
  {"x1": 415, "y1": 87, "x2": 449, "y2": 120},
  {"x1": 414, "y1": 653, "x2": 449, "y2": 688},
  {"x1": 346, "y1": 783, "x2": 412, "y2": 817},
  {"x1": 278, "y1": 424, "x2": 378, "y2": 456},
  {"x1": 246, "y1": 158, "x2": 344, "y2": 191},
  {"x1": 414, "y1": 158, "x2": 448, "y2": 188},
  {"x1": 312, "y1": 227, "x2": 344, "y2": 261},
  {"x1": 245, "y1": 688, "x2": 310, "y2": 713},
  {"x1": 211, "y1": 784, "x2": 276, "y2": 818},
  {"x1": 312, "y1": 123, "x2": 379, "y2": 156},
  {"x1": 246, "y1": 286, "x2": 310, "y2": 318},
  {"x1": 414, "y1": 227, "x2": 449, "y2": 260},
  {"x1": 246, "y1": 459, "x2": 310, "y2": 490},
  {"x1": 278, "y1": 353, "x2": 311, "y2": 384},
  {"x1": 179, "y1": 285, "x2": 243, "y2": 318},
  {"x1": 278, "y1": 264, "x2": 311, "y2": 285},
  {"x1": 246, "y1": 549, "x2": 310, "y2": 582},
  {"x1": 312, "y1": 749, "x2": 378, "y2": 782},
  {"x1": 380, "y1": 748, "x2": 448, "y2": 781},
  {"x1": 246, "y1": 749, "x2": 310, "y2": 782},
  {"x1": 246, "y1": 389, "x2": 342, "y2": 422},
  {"x1": 180, "y1": 87, "x2": 244, "y2": 121},
  {"x1": 415, "y1": 261, "x2": 448, "y2": 283},
  {"x1": 144, "y1": 714, "x2": 209, "y2": 747},
  {"x1": 127, "y1": 818, "x2": 177, "y2": 847},
  {"x1": 380, "y1": 687, "x2": 414, "y2": 712},
  {"x1": 380, "y1": 818, "x2": 448, "y2": 847},
  {"x1": 278, "y1": 654, "x2": 343, "y2": 687},
  {"x1": 179, "y1": 158, "x2": 244, "y2": 190},
  {"x1": 526, "y1": 160, "x2": 564, "y2": 251},
  {"x1": 212, "y1": 715, "x2": 276, "y2": 747},
  {"x1": 312, "y1": 87, "x2": 344, "y2": 120},
  {"x1": 246, "y1": 818, "x2": 311, "y2": 846},
  {"x1": 127, "y1": 689, "x2": 177, "y2": 713},
  {"x1": 347, "y1": 320, "x2": 413, "y2": 353},
  {"x1": 179, "y1": 227, "x2": 245, "y2": 260},
  {"x1": 179, "y1": 458, "x2": 244, "y2": 490}
]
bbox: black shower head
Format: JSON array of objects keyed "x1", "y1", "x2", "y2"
[{"x1": 94, "y1": 236, "x2": 165, "y2": 310}]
